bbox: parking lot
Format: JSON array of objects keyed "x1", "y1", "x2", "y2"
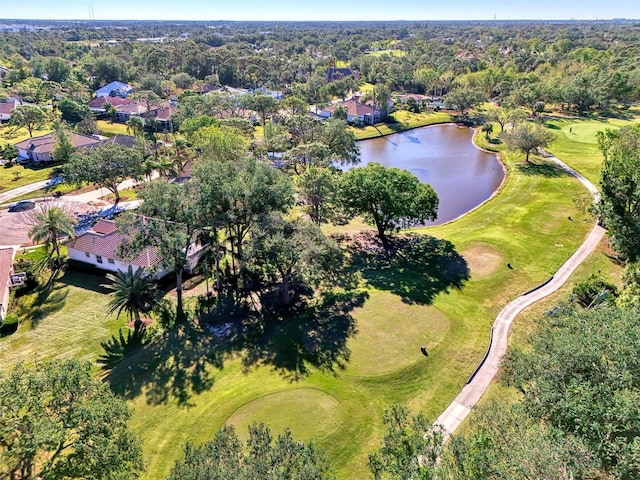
[{"x1": 0, "y1": 199, "x2": 96, "y2": 247}]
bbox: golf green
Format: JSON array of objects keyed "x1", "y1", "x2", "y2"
[
  {"x1": 344, "y1": 291, "x2": 450, "y2": 376},
  {"x1": 225, "y1": 388, "x2": 342, "y2": 442}
]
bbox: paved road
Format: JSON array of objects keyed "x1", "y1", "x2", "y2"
[
  {"x1": 0, "y1": 176, "x2": 146, "y2": 246},
  {"x1": 434, "y1": 150, "x2": 604, "y2": 438},
  {"x1": 0, "y1": 176, "x2": 62, "y2": 205}
]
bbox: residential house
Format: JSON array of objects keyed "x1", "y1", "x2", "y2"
[
  {"x1": 0, "y1": 247, "x2": 17, "y2": 321},
  {"x1": 87, "y1": 95, "x2": 130, "y2": 115},
  {"x1": 95, "y1": 81, "x2": 135, "y2": 98},
  {"x1": 319, "y1": 97, "x2": 381, "y2": 125},
  {"x1": 66, "y1": 219, "x2": 204, "y2": 279},
  {"x1": 250, "y1": 87, "x2": 284, "y2": 100},
  {"x1": 114, "y1": 100, "x2": 149, "y2": 122},
  {"x1": 99, "y1": 134, "x2": 137, "y2": 148},
  {"x1": 0, "y1": 97, "x2": 22, "y2": 122},
  {"x1": 150, "y1": 104, "x2": 175, "y2": 131},
  {"x1": 326, "y1": 67, "x2": 360, "y2": 83},
  {"x1": 14, "y1": 132, "x2": 102, "y2": 162}
]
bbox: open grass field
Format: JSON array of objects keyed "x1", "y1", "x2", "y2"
[
  {"x1": 0, "y1": 116, "x2": 614, "y2": 479},
  {"x1": 0, "y1": 162, "x2": 62, "y2": 194},
  {"x1": 0, "y1": 269, "x2": 123, "y2": 369},
  {"x1": 545, "y1": 116, "x2": 637, "y2": 185},
  {"x1": 0, "y1": 123, "x2": 52, "y2": 147},
  {"x1": 366, "y1": 49, "x2": 406, "y2": 57},
  {"x1": 96, "y1": 119, "x2": 130, "y2": 136}
]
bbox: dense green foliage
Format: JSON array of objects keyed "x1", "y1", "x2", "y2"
[
  {"x1": 595, "y1": 125, "x2": 640, "y2": 261},
  {"x1": 503, "y1": 306, "x2": 640, "y2": 478},
  {"x1": 368, "y1": 405, "x2": 442, "y2": 480},
  {"x1": 64, "y1": 143, "x2": 144, "y2": 201},
  {"x1": 338, "y1": 163, "x2": 439, "y2": 250},
  {"x1": 0, "y1": 360, "x2": 144, "y2": 480},
  {"x1": 167, "y1": 424, "x2": 334, "y2": 480}
]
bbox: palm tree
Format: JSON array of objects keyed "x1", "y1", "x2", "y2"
[
  {"x1": 482, "y1": 122, "x2": 494, "y2": 140},
  {"x1": 126, "y1": 116, "x2": 145, "y2": 139},
  {"x1": 103, "y1": 103, "x2": 118, "y2": 123},
  {"x1": 104, "y1": 266, "x2": 161, "y2": 332},
  {"x1": 28, "y1": 206, "x2": 76, "y2": 267}
]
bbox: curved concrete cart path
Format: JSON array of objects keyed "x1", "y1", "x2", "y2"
[{"x1": 434, "y1": 149, "x2": 604, "y2": 437}]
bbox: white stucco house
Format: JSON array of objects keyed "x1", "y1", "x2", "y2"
[
  {"x1": 0, "y1": 246, "x2": 18, "y2": 321},
  {"x1": 66, "y1": 219, "x2": 204, "y2": 279}
]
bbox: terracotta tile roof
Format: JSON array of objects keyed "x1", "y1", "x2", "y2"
[
  {"x1": 153, "y1": 105, "x2": 174, "y2": 122},
  {"x1": 116, "y1": 100, "x2": 149, "y2": 115},
  {"x1": 0, "y1": 99, "x2": 19, "y2": 115},
  {"x1": 323, "y1": 98, "x2": 380, "y2": 117},
  {"x1": 67, "y1": 219, "x2": 161, "y2": 268},
  {"x1": 99, "y1": 135, "x2": 137, "y2": 148},
  {"x1": 88, "y1": 95, "x2": 130, "y2": 109}
]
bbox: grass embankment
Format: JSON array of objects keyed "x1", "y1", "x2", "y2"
[
  {"x1": 351, "y1": 111, "x2": 453, "y2": 140},
  {"x1": 0, "y1": 117, "x2": 614, "y2": 479}
]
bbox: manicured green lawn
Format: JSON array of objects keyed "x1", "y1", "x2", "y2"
[
  {"x1": 545, "y1": 116, "x2": 636, "y2": 185},
  {"x1": 96, "y1": 120, "x2": 130, "y2": 136},
  {"x1": 0, "y1": 123, "x2": 52, "y2": 146},
  {"x1": 0, "y1": 162, "x2": 62, "y2": 194},
  {"x1": 0, "y1": 117, "x2": 610, "y2": 480},
  {"x1": 0, "y1": 269, "x2": 123, "y2": 370},
  {"x1": 351, "y1": 111, "x2": 452, "y2": 140}
]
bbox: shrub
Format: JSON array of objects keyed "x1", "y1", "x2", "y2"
[
  {"x1": 572, "y1": 273, "x2": 618, "y2": 308},
  {"x1": 1, "y1": 313, "x2": 19, "y2": 335}
]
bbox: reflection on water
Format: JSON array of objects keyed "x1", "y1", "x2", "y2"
[{"x1": 355, "y1": 124, "x2": 504, "y2": 225}]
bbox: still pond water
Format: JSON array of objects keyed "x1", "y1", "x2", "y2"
[{"x1": 357, "y1": 124, "x2": 505, "y2": 225}]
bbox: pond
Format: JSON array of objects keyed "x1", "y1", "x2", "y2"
[{"x1": 356, "y1": 124, "x2": 505, "y2": 225}]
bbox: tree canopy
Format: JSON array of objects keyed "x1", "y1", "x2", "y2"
[
  {"x1": 338, "y1": 163, "x2": 439, "y2": 250},
  {"x1": 0, "y1": 360, "x2": 144, "y2": 480},
  {"x1": 167, "y1": 423, "x2": 334, "y2": 480},
  {"x1": 594, "y1": 125, "x2": 640, "y2": 261},
  {"x1": 64, "y1": 143, "x2": 144, "y2": 202},
  {"x1": 501, "y1": 121, "x2": 555, "y2": 162},
  {"x1": 503, "y1": 305, "x2": 640, "y2": 478}
]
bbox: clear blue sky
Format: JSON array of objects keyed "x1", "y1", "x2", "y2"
[{"x1": 2, "y1": 0, "x2": 639, "y2": 21}]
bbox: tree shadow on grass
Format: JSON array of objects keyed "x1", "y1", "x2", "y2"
[
  {"x1": 240, "y1": 290, "x2": 367, "y2": 381},
  {"x1": 105, "y1": 319, "x2": 233, "y2": 407},
  {"x1": 516, "y1": 159, "x2": 572, "y2": 178},
  {"x1": 104, "y1": 289, "x2": 367, "y2": 403},
  {"x1": 342, "y1": 232, "x2": 469, "y2": 305},
  {"x1": 14, "y1": 273, "x2": 69, "y2": 328},
  {"x1": 58, "y1": 269, "x2": 112, "y2": 294}
]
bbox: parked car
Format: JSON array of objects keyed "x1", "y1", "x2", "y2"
[{"x1": 8, "y1": 200, "x2": 35, "y2": 212}]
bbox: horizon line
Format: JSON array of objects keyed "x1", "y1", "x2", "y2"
[{"x1": 1, "y1": 17, "x2": 638, "y2": 23}]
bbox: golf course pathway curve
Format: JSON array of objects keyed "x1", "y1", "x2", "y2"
[{"x1": 434, "y1": 149, "x2": 605, "y2": 438}]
